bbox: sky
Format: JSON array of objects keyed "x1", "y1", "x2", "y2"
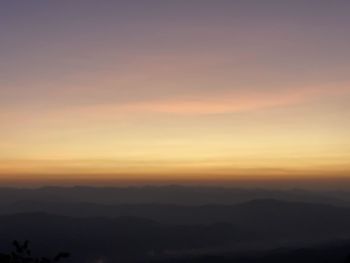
[{"x1": 1, "y1": 0, "x2": 350, "y2": 187}]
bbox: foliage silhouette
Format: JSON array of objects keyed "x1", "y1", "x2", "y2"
[{"x1": 0, "y1": 240, "x2": 70, "y2": 263}]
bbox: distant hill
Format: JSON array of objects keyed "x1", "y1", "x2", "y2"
[
  {"x1": 3, "y1": 198, "x2": 350, "y2": 230},
  {"x1": 0, "y1": 185, "x2": 348, "y2": 205}
]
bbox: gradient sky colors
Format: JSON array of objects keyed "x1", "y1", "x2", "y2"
[{"x1": 1, "y1": 1, "x2": 350, "y2": 187}]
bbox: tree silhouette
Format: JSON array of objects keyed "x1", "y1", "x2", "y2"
[{"x1": 0, "y1": 240, "x2": 70, "y2": 263}]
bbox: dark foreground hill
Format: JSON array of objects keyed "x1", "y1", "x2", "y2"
[
  {"x1": 2, "y1": 200, "x2": 350, "y2": 261},
  {"x1": 0, "y1": 213, "x2": 248, "y2": 262},
  {"x1": 1, "y1": 210, "x2": 350, "y2": 263},
  {"x1": 149, "y1": 239, "x2": 350, "y2": 263}
]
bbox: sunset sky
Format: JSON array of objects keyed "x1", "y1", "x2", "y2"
[{"x1": 1, "y1": 1, "x2": 350, "y2": 186}]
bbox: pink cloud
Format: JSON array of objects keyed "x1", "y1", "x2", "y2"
[
  {"x1": 1, "y1": 83, "x2": 349, "y2": 125},
  {"x1": 75, "y1": 84, "x2": 349, "y2": 117}
]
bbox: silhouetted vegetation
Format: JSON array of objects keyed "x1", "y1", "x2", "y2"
[{"x1": 0, "y1": 240, "x2": 70, "y2": 263}]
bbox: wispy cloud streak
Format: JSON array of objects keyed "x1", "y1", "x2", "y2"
[{"x1": 74, "y1": 84, "x2": 349, "y2": 117}]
